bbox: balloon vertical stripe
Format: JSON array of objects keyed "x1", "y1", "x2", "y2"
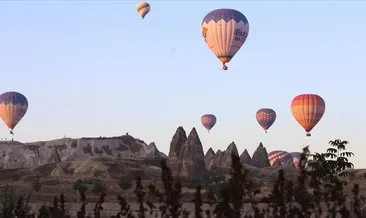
[
  {"x1": 268, "y1": 150, "x2": 293, "y2": 166},
  {"x1": 291, "y1": 94, "x2": 325, "y2": 136}
]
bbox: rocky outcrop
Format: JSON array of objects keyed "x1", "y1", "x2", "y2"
[
  {"x1": 179, "y1": 128, "x2": 207, "y2": 180},
  {"x1": 0, "y1": 134, "x2": 166, "y2": 169},
  {"x1": 240, "y1": 149, "x2": 252, "y2": 165},
  {"x1": 251, "y1": 142, "x2": 271, "y2": 168},
  {"x1": 220, "y1": 142, "x2": 239, "y2": 168},
  {"x1": 205, "y1": 142, "x2": 239, "y2": 172},
  {"x1": 167, "y1": 127, "x2": 187, "y2": 176},
  {"x1": 208, "y1": 149, "x2": 224, "y2": 171},
  {"x1": 204, "y1": 148, "x2": 215, "y2": 169},
  {"x1": 145, "y1": 143, "x2": 167, "y2": 158}
]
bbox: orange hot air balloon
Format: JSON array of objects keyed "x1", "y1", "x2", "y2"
[
  {"x1": 291, "y1": 94, "x2": 325, "y2": 137},
  {"x1": 0, "y1": 91, "x2": 28, "y2": 135}
]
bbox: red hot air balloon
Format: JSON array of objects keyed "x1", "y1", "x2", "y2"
[
  {"x1": 291, "y1": 94, "x2": 326, "y2": 136},
  {"x1": 201, "y1": 114, "x2": 216, "y2": 133},
  {"x1": 268, "y1": 150, "x2": 293, "y2": 166},
  {"x1": 256, "y1": 108, "x2": 276, "y2": 133}
]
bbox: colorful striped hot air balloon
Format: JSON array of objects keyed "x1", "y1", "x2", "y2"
[
  {"x1": 256, "y1": 108, "x2": 276, "y2": 133},
  {"x1": 268, "y1": 150, "x2": 293, "y2": 166},
  {"x1": 291, "y1": 94, "x2": 326, "y2": 137},
  {"x1": 201, "y1": 9, "x2": 249, "y2": 70},
  {"x1": 289, "y1": 152, "x2": 302, "y2": 168},
  {"x1": 201, "y1": 114, "x2": 216, "y2": 133},
  {"x1": 136, "y1": 2, "x2": 151, "y2": 19},
  {"x1": 0, "y1": 91, "x2": 28, "y2": 135}
]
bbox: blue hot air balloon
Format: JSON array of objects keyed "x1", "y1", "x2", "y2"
[{"x1": 201, "y1": 8, "x2": 249, "y2": 70}]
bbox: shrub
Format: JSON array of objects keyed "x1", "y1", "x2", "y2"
[{"x1": 92, "y1": 180, "x2": 107, "y2": 195}]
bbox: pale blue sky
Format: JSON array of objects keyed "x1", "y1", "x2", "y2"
[{"x1": 1, "y1": 1, "x2": 365, "y2": 167}]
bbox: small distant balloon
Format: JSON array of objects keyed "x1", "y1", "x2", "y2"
[
  {"x1": 201, "y1": 8, "x2": 249, "y2": 70},
  {"x1": 136, "y1": 2, "x2": 151, "y2": 19},
  {"x1": 256, "y1": 108, "x2": 276, "y2": 133},
  {"x1": 291, "y1": 94, "x2": 326, "y2": 136},
  {"x1": 0, "y1": 91, "x2": 28, "y2": 135},
  {"x1": 201, "y1": 114, "x2": 216, "y2": 133}
]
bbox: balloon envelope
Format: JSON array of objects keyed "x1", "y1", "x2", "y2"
[
  {"x1": 291, "y1": 94, "x2": 326, "y2": 136},
  {"x1": 201, "y1": 114, "x2": 217, "y2": 132},
  {"x1": 201, "y1": 8, "x2": 249, "y2": 70},
  {"x1": 268, "y1": 150, "x2": 293, "y2": 166},
  {"x1": 256, "y1": 108, "x2": 276, "y2": 133},
  {"x1": 289, "y1": 152, "x2": 302, "y2": 168},
  {"x1": 0, "y1": 91, "x2": 28, "y2": 133},
  {"x1": 136, "y1": 2, "x2": 150, "y2": 19}
]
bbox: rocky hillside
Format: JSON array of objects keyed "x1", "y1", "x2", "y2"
[
  {"x1": 0, "y1": 135, "x2": 166, "y2": 169},
  {"x1": 0, "y1": 126, "x2": 293, "y2": 180}
]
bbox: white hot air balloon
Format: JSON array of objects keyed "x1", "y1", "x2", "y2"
[{"x1": 201, "y1": 8, "x2": 249, "y2": 70}]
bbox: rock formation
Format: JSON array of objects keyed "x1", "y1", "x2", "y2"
[
  {"x1": 208, "y1": 149, "x2": 224, "y2": 171},
  {"x1": 145, "y1": 142, "x2": 167, "y2": 158},
  {"x1": 167, "y1": 126, "x2": 187, "y2": 176},
  {"x1": 220, "y1": 142, "x2": 239, "y2": 168},
  {"x1": 0, "y1": 134, "x2": 166, "y2": 169},
  {"x1": 179, "y1": 127, "x2": 207, "y2": 180},
  {"x1": 251, "y1": 142, "x2": 271, "y2": 168},
  {"x1": 240, "y1": 149, "x2": 252, "y2": 165},
  {"x1": 205, "y1": 142, "x2": 239, "y2": 172},
  {"x1": 204, "y1": 148, "x2": 215, "y2": 169}
]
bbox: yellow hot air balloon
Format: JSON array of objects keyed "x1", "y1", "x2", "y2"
[
  {"x1": 201, "y1": 9, "x2": 249, "y2": 70},
  {"x1": 136, "y1": 2, "x2": 151, "y2": 19},
  {"x1": 291, "y1": 94, "x2": 326, "y2": 136}
]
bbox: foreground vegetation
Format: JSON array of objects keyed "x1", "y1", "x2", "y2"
[{"x1": 0, "y1": 139, "x2": 365, "y2": 217}]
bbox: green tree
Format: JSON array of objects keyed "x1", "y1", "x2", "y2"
[
  {"x1": 73, "y1": 179, "x2": 88, "y2": 193},
  {"x1": 309, "y1": 139, "x2": 354, "y2": 181},
  {"x1": 92, "y1": 180, "x2": 107, "y2": 195}
]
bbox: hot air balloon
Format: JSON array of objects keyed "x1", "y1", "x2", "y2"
[
  {"x1": 201, "y1": 114, "x2": 216, "y2": 133},
  {"x1": 201, "y1": 8, "x2": 249, "y2": 70},
  {"x1": 291, "y1": 94, "x2": 326, "y2": 137},
  {"x1": 268, "y1": 150, "x2": 293, "y2": 166},
  {"x1": 0, "y1": 91, "x2": 28, "y2": 135},
  {"x1": 136, "y1": 2, "x2": 150, "y2": 19},
  {"x1": 289, "y1": 152, "x2": 302, "y2": 168},
  {"x1": 256, "y1": 108, "x2": 276, "y2": 133}
]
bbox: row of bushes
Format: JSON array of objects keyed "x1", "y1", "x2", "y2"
[{"x1": 0, "y1": 139, "x2": 364, "y2": 217}]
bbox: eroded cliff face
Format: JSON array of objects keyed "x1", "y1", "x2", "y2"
[
  {"x1": 251, "y1": 142, "x2": 271, "y2": 168},
  {"x1": 0, "y1": 135, "x2": 166, "y2": 169},
  {"x1": 240, "y1": 149, "x2": 252, "y2": 165},
  {"x1": 179, "y1": 128, "x2": 207, "y2": 180},
  {"x1": 204, "y1": 142, "x2": 240, "y2": 173}
]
